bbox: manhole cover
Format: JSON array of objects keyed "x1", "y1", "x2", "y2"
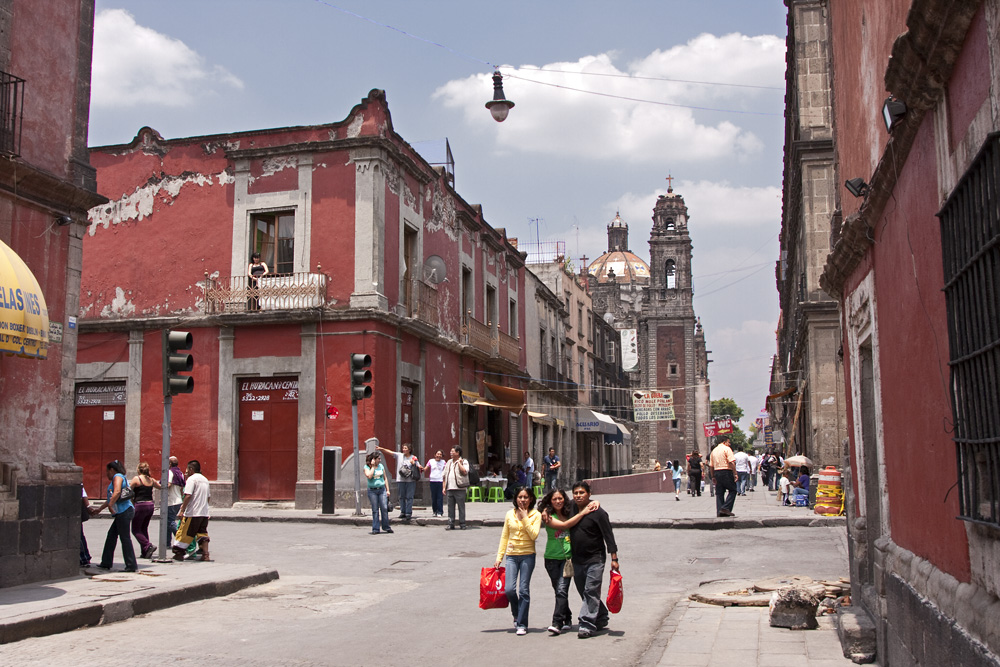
[
  {"x1": 691, "y1": 557, "x2": 729, "y2": 565},
  {"x1": 451, "y1": 552, "x2": 490, "y2": 559}
]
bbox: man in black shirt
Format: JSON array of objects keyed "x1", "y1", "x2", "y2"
[{"x1": 569, "y1": 481, "x2": 619, "y2": 638}]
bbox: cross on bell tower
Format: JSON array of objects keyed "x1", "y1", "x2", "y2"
[{"x1": 666, "y1": 173, "x2": 674, "y2": 192}]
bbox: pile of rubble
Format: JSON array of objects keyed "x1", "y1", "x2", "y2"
[{"x1": 767, "y1": 576, "x2": 851, "y2": 630}]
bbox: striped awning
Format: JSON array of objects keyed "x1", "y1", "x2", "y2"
[{"x1": 0, "y1": 239, "x2": 49, "y2": 359}]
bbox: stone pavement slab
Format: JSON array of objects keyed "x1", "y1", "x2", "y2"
[
  {"x1": 656, "y1": 601, "x2": 859, "y2": 667},
  {"x1": 0, "y1": 560, "x2": 277, "y2": 644}
]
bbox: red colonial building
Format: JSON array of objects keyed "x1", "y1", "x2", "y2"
[
  {"x1": 821, "y1": 1, "x2": 1000, "y2": 664},
  {"x1": 77, "y1": 90, "x2": 528, "y2": 508}
]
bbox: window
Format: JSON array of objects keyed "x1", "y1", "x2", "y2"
[
  {"x1": 509, "y1": 299, "x2": 518, "y2": 337},
  {"x1": 250, "y1": 212, "x2": 294, "y2": 275},
  {"x1": 402, "y1": 226, "x2": 418, "y2": 312},
  {"x1": 665, "y1": 259, "x2": 677, "y2": 289},
  {"x1": 0, "y1": 71, "x2": 25, "y2": 157},
  {"x1": 606, "y1": 339, "x2": 616, "y2": 361},
  {"x1": 670, "y1": 419, "x2": 678, "y2": 429},
  {"x1": 461, "y1": 266, "x2": 473, "y2": 321},
  {"x1": 486, "y1": 285, "x2": 497, "y2": 328},
  {"x1": 670, "y1": 363, "x2": 678, "y2": 376},
  {"x1": 939, "y1": 131, "x2": 1000, "y2": 526},
  {"x1": 665, "y1": 217, "x2": 675, "y2": 231}
]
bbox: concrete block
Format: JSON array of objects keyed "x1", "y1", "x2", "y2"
[
  {"x1": 769, "y1": 587, "x2": 820, "y2": 630},
  {"x1": 0, "y1": 521, "x2": 16, "y2": 557},
  {"x1": 0, "y1": 554, "x2": 25, "y2": 587},
  {"x1": 41, "y1": 517, "x2": 71, "y2": 552},
  {"x1": 18, "y1": 519, "x2": 41, "y2": 554},
  {"x1": 17, "y1": 484, "x2": 42, "y2": 520},
  {"x1": 836, "y1": 607, "x2": 876, "y2": 664}
]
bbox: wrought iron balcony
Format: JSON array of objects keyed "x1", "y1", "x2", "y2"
[
  {"x1": 400, "y1": 278, "x2": 439, "y2": 327},
  {"x1": 0, "y1": 71, "x2": 25, "y2": 157},
  {"x1": 462, "y1": 315, "x2": 493, "y2": 355},
  {"x1": 498, "y1": 330, "x2": 520, "y2": 364},
  {"x1": 203, "y1": 272, "x2": 327, "y2": 314}
]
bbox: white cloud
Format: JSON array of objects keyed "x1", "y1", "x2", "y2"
[
  {"x1": 92, "y1": 9, "x2": 243, "y2": 109},
  {"x1": 433, "y1": 33, "x2": 784, "y2": 163},
  {"x1": 706, "y1": 318, "x2": 778, "y2": 424}
]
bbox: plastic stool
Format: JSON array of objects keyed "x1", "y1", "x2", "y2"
[
  {"x1": 467, "y1": 486, "x2": 483, "y2": 502},
  {"x1": 534, "y1": 485, "x2": 544, "y2": 498},
  {"x1": 487, "y1": 486, "x2": 504, "y2": 502}
]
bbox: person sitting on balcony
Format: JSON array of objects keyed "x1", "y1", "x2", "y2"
[{"x1": 247, "y1": 252, "x2": 268, "y2": 311}]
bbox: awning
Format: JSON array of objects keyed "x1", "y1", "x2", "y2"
[
  {"x1": 463, "y1": 382, "x2": 526, "y2": 414},
  {"x1": 576, "y1": 409, "x2": 617, "y2": 434},
  {"x1": 617, "y1": 421, "x2": 632, "y2": 445},
  {"x1": 528, "y1": 410, "x2": 554, "y2": 425},
  {"x1": 555, "y1": 418, "x2": 565, "y2": 428},
  {"x1": 0, "y1": 239, "x2": 49, "y2": 359}
]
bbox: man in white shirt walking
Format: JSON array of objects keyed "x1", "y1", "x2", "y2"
[
  {"x1": 172, "y1": 459, "x2": 212, "y2": 561},
  {"x1": 734, "y1": 448, "x2": 751, "y2": 496}
]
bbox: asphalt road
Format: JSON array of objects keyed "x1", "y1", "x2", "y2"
[{"x1": 4, "y1": 520, "x2": 849, "y2": 666}]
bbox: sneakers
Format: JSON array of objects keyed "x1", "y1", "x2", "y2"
[
  {"x1": 561, "y1": 624, "x2": 572, "y2": 632},
  {"x1": 516, "y1": 627, "x2": 527, "y2": 636},
  {"x1": 578, "y1": 629, "x2": 594, "y2": 639},
  {"x1": 383, "y1": 528, "x2": 394, "y2": 534},
  {"x1": 675, "y1": 496, "x2": 680, "y2": 501},
  {"x1": 547, "y1": 626, "x2": 560, "y2": 635}
]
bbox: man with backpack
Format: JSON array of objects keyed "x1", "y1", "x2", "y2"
[{"x1": 443, "y1": 446, "x2": 470, "y2": 530}]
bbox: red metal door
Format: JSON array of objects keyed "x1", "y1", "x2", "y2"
[
  {"x1": 238, "y1": 378, "x2": 298, "y2": 500},
  {"x1": 73, "y1": 383, "x2": 126, "y2": 498},
  {"x1": 400, "y1": 384, "x2": 414, "y2": 459}
]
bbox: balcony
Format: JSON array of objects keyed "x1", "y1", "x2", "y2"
[
  {"x1": 401, "y1": 279, "x2": 439, "y2": 327},
  {"x1": 462, "y1": 315, "x2": 493, "y2": 355},
  {"x1": 498, "y1": 330, "x2": 520, "y2": 364},
  {"x1": 203, "y1": 272, "x2": 327, "y2": 314},
  {"x1": 0, "y1": 71, "x2": 25, "y2": 157}
]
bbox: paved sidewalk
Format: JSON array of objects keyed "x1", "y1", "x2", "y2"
[
  {"x1": 0, "y1": 561, "x2": 277, "y2": 645},
  {"x1": 655, "y1": 601, "x2": 857, "y2": 667},
  {"x1": 189, "y1": 479, "x2": 842, "y2": 529}
]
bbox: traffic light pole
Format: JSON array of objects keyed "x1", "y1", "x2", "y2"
[
  {"x1": 158, "y1": 395, "x2": 172, "y2": 562},
  {"x1": 352, "y1": 399, "x2": 363, "y2": 516}
]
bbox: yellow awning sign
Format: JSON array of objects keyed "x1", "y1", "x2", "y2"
[{"x1": 0, "y1": 239, "x2": 49, "y2": 359}]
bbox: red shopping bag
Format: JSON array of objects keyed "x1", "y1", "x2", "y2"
[
  {"x1": 479, "y1": 566, "x2": 509, "y2": 610},
  {"x1": 606, "y1": 569, "x2": 624, "y2": 613}
]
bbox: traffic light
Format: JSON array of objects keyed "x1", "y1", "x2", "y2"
[
  {"x1": 162, "y1": 330, "x2": 194, "y2": 396},
  {"x1": 350, "y1": 353, "x2": 372, "y2": 402}
]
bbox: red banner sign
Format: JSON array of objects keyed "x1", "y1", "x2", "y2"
[
  {"x1": 703, "y1": 418, "x2": 733, "y2": 437},
  {"x1": 703, "y1": 422, "x2": 717, "y2": 437}
]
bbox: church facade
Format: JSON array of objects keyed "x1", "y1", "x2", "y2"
[{"x1": 588, "y1": 186, "x2": 710, "y2": 468}]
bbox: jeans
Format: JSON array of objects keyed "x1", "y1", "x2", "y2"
[
  {"x1": 167, "y1": 503, "x2": 181, "y2": 537},
  {"x1": 505, "y1": 553, "x2": 536, "y2": 629},
  {"x1": 573, "y1": 559, "x2": 609, "y2": 632},
  {"x1": 100, "y1": 506, "x2": 138, "y2": 571},
  {"x1": 545, "y1": 472, "x2": 558, "y2": 491},
  {"x1": 429, "y1": 481, "x2": 443, "y2": 515},
  {"x1": 793, "y1": 487, "x2": 809, "y2": 498},
  {"x1": 544, "y1": 558, "x2": 572, "y2": 628},
  {"x1": 714, "y1": 471, "x2": 737, "y2": 514},
  {"x1": 737, "y1": 471, "x2": 750, "y2": 495},
  {"x1": 397, "y1": 480, "x2": 415, "y2": 517},
  {"x1": 367, "y1": 486, "x2": 390, "y2": 532},
  {"x1": 80, "y1": 525, "x2": 91, "y2": 565},
  {"x1": 446, "y1": 488, "x2": 466, "y2": 527},
  {"x1": 131, "y1": 501, "x2": 154, "y2": 552}
]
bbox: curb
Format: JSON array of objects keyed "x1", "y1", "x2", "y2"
[
  {"x1": 0, "y1": 568, "x2": 278, "y2": 645},
  {"x1": 91, "y1": 514, "x2": 845, "y2": 529}
]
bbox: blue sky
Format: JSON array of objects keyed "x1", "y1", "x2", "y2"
[{"x1": 90, "y1": 0, "x2": 789, "y2": 426}]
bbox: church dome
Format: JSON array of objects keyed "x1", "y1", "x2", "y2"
[{"x1": 588, "y1": 213, "x2": 650, "y2": 284}]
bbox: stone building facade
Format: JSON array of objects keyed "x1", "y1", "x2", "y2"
[{"x1": 772, "y1": 0, "x2": 847, "y2": 468}]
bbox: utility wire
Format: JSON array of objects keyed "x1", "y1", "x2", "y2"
[{"x1": 517, "y1": 66, "x2": 784, "y2": 90}]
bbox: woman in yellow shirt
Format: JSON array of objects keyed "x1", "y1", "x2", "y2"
[{"x1": 495, "y1": 486, "x2": 542, "y2": 635}]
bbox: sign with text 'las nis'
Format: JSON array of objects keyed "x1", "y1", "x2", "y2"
[{"x1": 632, "y1": 390, "x2": 675, "y2": 421}]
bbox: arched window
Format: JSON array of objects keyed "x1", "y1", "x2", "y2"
[
  {"x1": 665, "y1": 217, "x2": 675, "y2": 231},
  {"x1": 665, "y1": 259, "x2": 676, "y2": 289}
]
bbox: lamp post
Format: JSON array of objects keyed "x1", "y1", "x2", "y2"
[{"x1": 485, "y1": 69, "x2": 514, "y2": 122}]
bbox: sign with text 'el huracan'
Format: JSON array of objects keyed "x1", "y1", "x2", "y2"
[{"x1": 632, "y1": 390, "x2": 675, "y2": 421}]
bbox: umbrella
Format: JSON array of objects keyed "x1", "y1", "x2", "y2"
[
  {"x1": 0, "y1": 238, "x2": 49, "y2": 359},
  {"x1": 784, "y1": 455, "x2": 814, "y2": 468}
]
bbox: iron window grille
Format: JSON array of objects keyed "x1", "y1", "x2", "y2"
[
  {"x1": 939, "y1": 131, "x2": 1000, "y2": 527},
  {"x1": 0, "y1": 71, "x2": 24, "y2": 157}
]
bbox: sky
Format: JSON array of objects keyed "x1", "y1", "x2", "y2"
[{"x1": 88, "y1": 0, "x2": 789, "y2": 428}]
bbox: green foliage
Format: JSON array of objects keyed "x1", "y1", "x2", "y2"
[
  {"x1": 711, "y1": 397, "x2": 744, "y2": 422},
  {"x1": 728, "y1": 425, "x2": 748, "y2": 450}
]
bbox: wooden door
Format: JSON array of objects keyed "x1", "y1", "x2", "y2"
[{"x1": 237, "y1": 378, "x2": 299, "y2": 500}]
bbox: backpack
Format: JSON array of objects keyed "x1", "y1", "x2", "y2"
[
  {"x1": 404, "y1": 456, "x2": 422, "y2": 481},
  {"x1": 468, "y1": 466, "x2": 481, "y2": 487}
]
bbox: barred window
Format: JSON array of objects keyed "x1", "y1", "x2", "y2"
[{"x1": 939, "y1": 131, "x2": 1000, "y2": 527}]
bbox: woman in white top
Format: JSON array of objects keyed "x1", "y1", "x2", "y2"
[{"x1": 425, "y1": 450, "x2": 447, "y2": 517}]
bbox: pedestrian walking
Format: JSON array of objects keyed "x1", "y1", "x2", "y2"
[
  {"x1": 80, "y1": 484, "x2": 92, "y2": 567},
  {"x1": 538, "y1": 488, "x2": 599, "y2": 635},
  {"x1": 734, "y1": 447, "x2": 751, "y2": 495},
  {"x1": 166, "y1": 456, "x2": 185, "y2": 537},
  {"x1": 377, "y1": 442, "x2": 420, "y2": 521},
  {"x1": 671, "y1": 460, "x2": 682, "y2": 500},
  {"x1": 542, "y1": 447, "x2": 560, "y2": 491},
  {"x1": 129, "y1": 462, "x2": 161, "y2": 559},
  {"x1": 90, "y1": 460, "x2": 138, "y2": 572},
  {"x1": 443, "y1": 446, "x2": 469, "y2": 530},
  {"x1": 710, "y1": 437, "x2": 738, "y2": 517},
  {"x1": 748, "y1": 451, "x2": 759, "y2": 491},
  {"x1": 363, "y1": 452, "x2": 393, "y2": 535},
  {"x1": 424, "y1": 450, "x2": 447, "y2": 517},
  {"x1": 687, "y1": 450, "x2": 703, "y2": 497},
  {"x1": 568, "y1": 481, "x2": 619, "y2": 638},
  {"x1": 523, "y1": 450, "x2": 535, "y2": 484},
  {"x1": 172, "y1": 459, "x2": 212, "y2": 560},
  {"x1": 495, "y1": 486, "x2": 542, "y2": 635}
]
